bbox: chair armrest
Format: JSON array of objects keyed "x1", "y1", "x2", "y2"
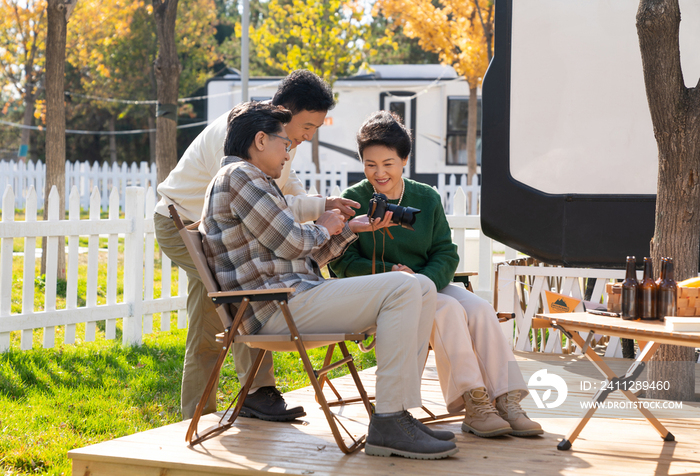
[
  {"x1": 453, "y1": 272, "x2": 477, "y2": 292},
  {"x1": 209, "y1": 288, "x2": 296, "y2": 298},
  {"x1": 209, "y1": 288, "x2": 296, "y2": 304},
  {"x1": 497, "y1": 312, "x2": 515, "y2": 323}
]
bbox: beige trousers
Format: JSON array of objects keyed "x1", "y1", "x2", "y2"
[
  {"x1": 262, "y1": 272, "x2": 437, "y2": 413},
  {"x1": 154, "y1": 213, "x2": 276, "y2": 419},
  {"x1": 432, "y1": 283, "x2": 528, "y2": 414}
]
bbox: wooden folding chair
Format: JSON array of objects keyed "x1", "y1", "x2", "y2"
[
  {"x1": 318, "y1": 270, "x2": 516, "y2": 424},
  {"x1": 168, "y1": 206, "x2": 374, "y2": 454}
]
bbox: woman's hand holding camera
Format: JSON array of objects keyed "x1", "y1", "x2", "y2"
[
  {"x1": 348, "y1": 211, "x2": 396, "y2": 234},
  {"x1": 317, "y1": 208, "x2": 397, "y2": 236}
]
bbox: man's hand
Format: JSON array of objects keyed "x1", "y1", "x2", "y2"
[
  {"x1": 348, "y1": 211, "x2": 396, "y2": 234},
  {"x1": 392, "y1": 264, "x2": 415, "y2": 274},
  {"x1": 316, "y1": 209, "x2": 346, "y2": 236},
  {"x1": 326, "y1": 197, "x2": 359, "y2": 219}
]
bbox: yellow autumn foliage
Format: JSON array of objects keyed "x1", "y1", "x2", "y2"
[
  {"x1": 249, "y1": 0, "x2": 376, "y2": 85},
  {"x1": 66, "y1": 0, "x2": 219, "y2": 110},
  {"x1": 375, "y1": 0, "x2": 492, "y2": 87},
  {"x1": 0, "y1": 0, "x2": 46, "y2": 111}
]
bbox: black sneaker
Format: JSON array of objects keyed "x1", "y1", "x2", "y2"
[{"x1": 239, "y1": 386, "x2": 306, "y2": 422}]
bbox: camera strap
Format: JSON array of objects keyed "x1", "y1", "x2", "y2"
[{"x1": 371, "y1": 226, "x2": 393, "y2": 275}]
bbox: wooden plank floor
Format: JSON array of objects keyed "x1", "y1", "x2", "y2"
[{"x1": 69, "y1": 352, "x2": 700, "y2": 476}]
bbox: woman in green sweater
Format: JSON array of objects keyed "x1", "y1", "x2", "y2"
[{"x1": 331, "y1": 111, "x2": 542, "y2": 438}]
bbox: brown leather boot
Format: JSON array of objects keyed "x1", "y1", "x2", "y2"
[
  {"x1": 495, "y1": 390, "x2": 544, "y2": 437},
  {"x1": 461, "y1": 387, "x2": 513, "y2": 437}
]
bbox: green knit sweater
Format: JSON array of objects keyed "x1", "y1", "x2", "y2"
[{"x1": 330, "y1": 178, "x2": 459, "y2": 291}]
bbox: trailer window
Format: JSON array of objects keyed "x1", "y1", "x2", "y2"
[
  {"x1": 446, "y1": 97, "x2": 481, "y2": 166},
  {"x1": 389, "y1": 101, "x2": 406, "y2": 124}
]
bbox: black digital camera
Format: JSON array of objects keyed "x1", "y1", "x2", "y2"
[{"x1": 368, "y1": 193, "x2": 420, "y2": 231}]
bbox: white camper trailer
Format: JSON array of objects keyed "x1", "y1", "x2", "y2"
[{"x1": 205, "y1": 65, "x2": 476, "y2": 186}]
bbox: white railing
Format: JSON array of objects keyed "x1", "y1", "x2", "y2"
[
  {"x1": 295, "y1": 163, "x2": 348, "y2": 197},
  {"x1": 496, "y1": 262, "x2": 629, "y2": 357},
  {"x1": 1, "y1": 159, "x2": 44, "y2": 210},
  {"x1": 1, "y1": 183, "x2": 504, "y2": 352},
  {"x1": 1, "y1": 159, "x2": 479, "y2": 215},
  {"x1": 0, "y1": 184, "x2": 187, "y2": 352},
  {"x1": 0, "y1": 159, "x2": 157, "y2": 212},
  {"x1": 437, "y1": 173, "x2": 480, "y2": 215}
]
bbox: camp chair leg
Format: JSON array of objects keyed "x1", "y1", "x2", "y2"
[
  {"x1": 188, "y1": 348, "x2": 267, "y2": 446},
  {"x1": 417, "y1": 407, "x2": 464, "y2": 424},
  {"x1": 317, "y1": 344, "x2": 377, "y2": 409},
  {"x1": 278, "y1": 301, "x2": 368, "y2": 454},
  {"x1": 317, "y1": 344, "x2": 343, "y2": 401},
  {"x1": 337, "y1": 342, "x2": 374, "y2": 418},
  {"x1": 186, "y1": 299, "x2": 252, "y2": 446}
]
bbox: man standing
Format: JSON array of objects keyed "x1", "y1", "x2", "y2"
[
  {"x1": 200, "y1": 101, "x2": 457, "y2": 459},
  {"x1": 154, "y1": 70, "x2": 358, "y2": 420}
]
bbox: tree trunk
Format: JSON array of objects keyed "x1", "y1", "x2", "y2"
[
  {"x1": 109, "y1": 114, "x2": 117, "y2": 164},
  {"x1": 474, "y1": 0, "x2": 494, "y2": 62},
  {"x1": 149, "y1": 66, "x2": 158, "y2": 166},
  {"x1": 42, "y1": 0, "x2": 71, "y2": 280},
  {"x1": 148, "y1": 108, "x2": 156, "y2": 165},
  {"x1": 637, "y1": 0, "x2": 700, "y2": 401},
  {"x1": 19, "y1": 85, "x2": 35, "y2": 162},
  {"x1": 153, "y1": 0, "x2": 181, "y2": 187},
  {"x1": 466, "y1": 84, "x2": 479, "y2": 185}
]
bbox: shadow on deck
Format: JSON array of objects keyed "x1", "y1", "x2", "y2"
[{"x1": 68, "y1": 351, "x2": 700, "y2": 476}]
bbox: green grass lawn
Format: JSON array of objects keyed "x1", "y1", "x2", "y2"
[{"x1": 0, "y1": 315, "x2": 377, "y2": 476}]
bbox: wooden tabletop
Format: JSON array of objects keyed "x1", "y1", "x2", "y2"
[{"x1": 535, "y1": 312, "x2": 700, "y2": 347}]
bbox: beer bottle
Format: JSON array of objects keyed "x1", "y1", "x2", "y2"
[
  {"x1": 657, "y1": 257, "x2": 677, "y2": 320},
  {"x1": 621, "y1": 256, "x2": 639, "y2": 320},
  {"x1": 639, "y1": 257, "x2": 657, "y2": 320}
]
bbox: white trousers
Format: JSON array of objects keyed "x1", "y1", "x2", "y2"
[
  {"x1": 261, "y1": 272, "x2": 437, "y2": 413},
  {"x1": 432, "y1": 283, "x2": 528, "y2": 414}
]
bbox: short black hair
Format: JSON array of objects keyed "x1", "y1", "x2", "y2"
[
  {"x1": 356, "y1": 110, "x2": 412, "y2": 160},
  {"x1": 224, "y1": 101, "x2": 292, "y2": 159},
  {"x1": 271, "y1": 70, "x2": 335, "y2": 114}
]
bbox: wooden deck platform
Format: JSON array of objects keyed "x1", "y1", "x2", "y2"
[{"x1": 69, "y1": 352, "x2": 700, "y2": 475}]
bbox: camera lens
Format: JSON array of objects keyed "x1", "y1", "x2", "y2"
[
  {"x1": 368, "y1": 194, "x2": 420, "y2": 231},
  {"x1": 387, "y1": 203, "x2": 420, "y2": 230}
]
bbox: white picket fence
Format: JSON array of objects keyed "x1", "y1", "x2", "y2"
[
  {"x1": 0, "y1": 183, "x2": 497, "y2": 353},
  {"x1": 438, "y1": 173, "x2": 481, "y2": 215},
  {"x1": 496, "y1": 262, "x2": 630, "y2": 357},
  {"x1": 0, "y1": 159, "x2": 346, "y2": 212},
  {"x1": 0, "y1": 159, "x2": 157, "y2": 212},
  {"x1": 295, "y1": 163, "x2": 348, "y2": 198},
  {"x1": 1, "y1": 159, "x2": 480, "y2": 214},
  {"x1": 0, "y1": 184, "x2": 187, "y2": 352}
]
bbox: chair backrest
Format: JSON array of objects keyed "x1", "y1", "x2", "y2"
[
  {"x1": 170, "y1": 205, "x2": 375, "y2": 349},
  {"x1": 169, "y1": 205, "x2": 234, "y2": 329}
]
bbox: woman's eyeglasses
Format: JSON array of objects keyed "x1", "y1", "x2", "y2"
[{"x1": 268, "y1": 133, "x2": 292, "y2": 153}]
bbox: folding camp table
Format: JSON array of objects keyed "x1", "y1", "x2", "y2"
[{"x1": 533, "y1": 312, "x2": 700, "y2": 450}]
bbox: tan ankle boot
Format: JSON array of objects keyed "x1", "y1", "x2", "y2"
[
  {"x1": 461, "y1": 387, "x2": 512, "y2": 437},
  {"x1": 495, "y1": 390, "x2": 544, "y2": 437}
]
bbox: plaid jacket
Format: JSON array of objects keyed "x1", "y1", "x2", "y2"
[{"x1": 200, "y1": 156, "x2": 357, "y2": 335}]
